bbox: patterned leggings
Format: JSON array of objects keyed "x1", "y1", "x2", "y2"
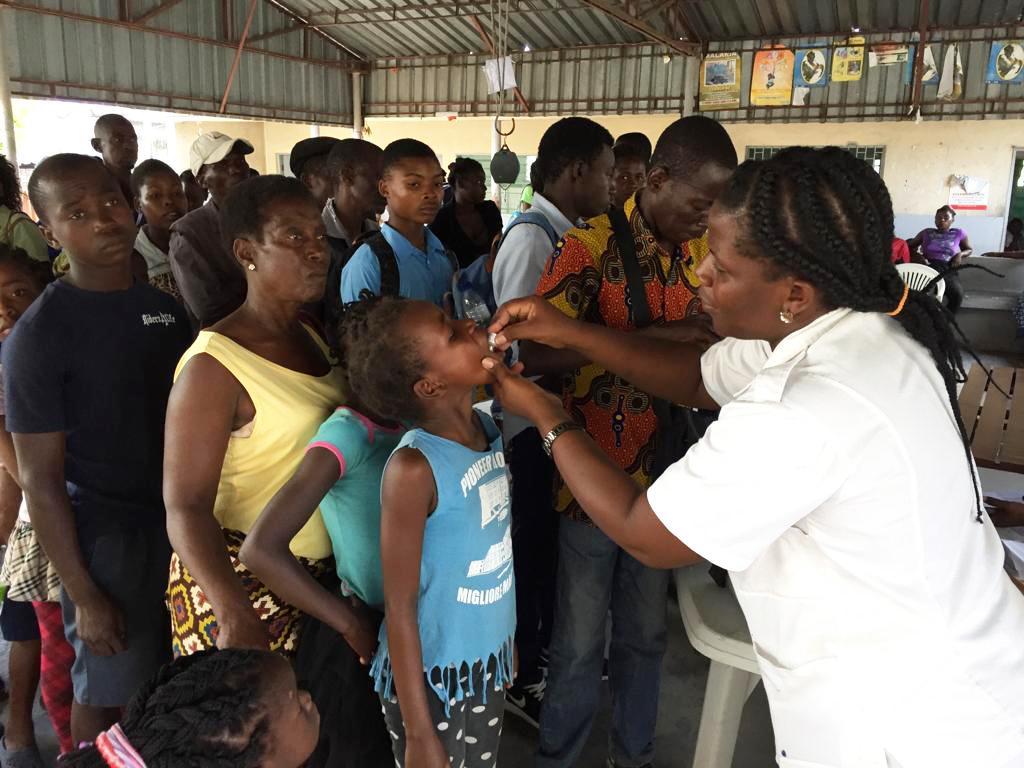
[{"x1": 32, "y1": 601, "x2": 74, "y2": 755}]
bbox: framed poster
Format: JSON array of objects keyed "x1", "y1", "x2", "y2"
[
  {"x1": 699, "y1": 52, "x2": 741, "y2": 111},
  {"x1": 869, "y1": 43, "x2": 911, "y2": 67},
  {"x1": 987, "y1": 42, "x2": 1024, "y2": 84},
  {"x1": 750, "y1": 48, "x2": 794, "y2": 106},
  {"x1": 832, "y1": 45, "x2": 865, "y2": 82},
  {"x1": 794, "y1": 48, "x2": 829, "y2": 87}
]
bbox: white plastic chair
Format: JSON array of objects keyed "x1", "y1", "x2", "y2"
[
  {"x1": 674, "y1": 566, "x2": 760, "y2": 768},
  {"x1": 896, "y1": 262, "x2": 946, "y2": 302}
]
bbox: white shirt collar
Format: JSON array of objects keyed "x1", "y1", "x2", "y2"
[{"x1": 529, "y1": 192, "x2": 577, "y2": 236}]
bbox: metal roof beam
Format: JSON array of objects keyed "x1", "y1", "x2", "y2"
[
  {"x1": 0, "y1": 1, "x2": 366, "y2": 70},
  {"x1": 220, "y1": 0, "x2": 258, "y2": 113},
  {"x1": 260, "y1": 0, "x2": 366, "y2": 59},
  {"x1": 247, "y1": 22, "x2": 303, "y2": 43},
  {"x1": 133, "y1": 0, "x2": 184, "y2": 24},
  {"x1": 577, "y1": 0, "x2": 699, "y2": 54},
  {"x1": 305, "y1": 1, "x2": 589, "y2": 24}
]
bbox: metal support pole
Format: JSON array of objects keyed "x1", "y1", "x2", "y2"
[
  {"x1": 352, "y1": 71, "x2": 364, "y2": 138},
  {"x1": 909, "y1": 0, "x2": 931, "y2": 118},
  {"x1": 683, "y1": 54, "x2": 697, "y2": 116},
  {"x1": 490, "y1": 119, "x2": 501, "y2": 205},
  {"x1": 0, "y1": 6, "x2": 17, "y2": 166},
  {"x1": 219, "y1": 0, "x2": 258, "y2": 114}
]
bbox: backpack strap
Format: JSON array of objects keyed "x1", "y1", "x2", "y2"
[
  {"x1": 496, "y1": 210, "x2": 560, "y2": 256},
  {"x1": 363, "y1": 232, "x2": 400, "y2": 298},
  {"x1": 609, "y1": 206, "x2": 652, "y2": 328}
]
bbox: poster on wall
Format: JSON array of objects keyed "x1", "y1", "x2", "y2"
[
  {"x1": 794, "y1": 48, "x2": 829, "y2": 88},
  {"x1": 903, "y1": 45, "x2": 940, "y2": 85},
  {"x1": 986, "y1": 42, "x2": 1024, "y2": 84},
  {"x1": 832, "y1": 43, "x2": 865, "y2": 82},
  {"x1": 750, "y1": 48, "x2": 795, "y2": 106},
  {"x1": 948, "y1": 175, "x2": 990, "y2": 212},
  {"x1": 869, "y1": 43, "x2": 911, "y2": 67},
  {"x1": 699, "y1": 52, "x2": 741, "y2": 111}
]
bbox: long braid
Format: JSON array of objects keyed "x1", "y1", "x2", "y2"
[
  {"x1": 720, "y1": 146, "x2": 984, "y2": 522},
  {"x1": 61, "y1": 650, "x2": 276, "y2": 768}
]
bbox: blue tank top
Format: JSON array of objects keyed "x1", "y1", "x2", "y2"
[{"x1": 370, "y1": 413, "x2": 516, "y2": 712}]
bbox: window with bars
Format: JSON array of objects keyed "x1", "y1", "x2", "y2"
[{"x1": 744, "y1": 145, "x2": 886, "y2": 175}]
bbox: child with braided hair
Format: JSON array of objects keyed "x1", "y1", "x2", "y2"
[
  {"x1": 61, "y1": 648, "x2": 320, "y2": 768},
  {"x1": 486, "y1": 145, "x2": 1024, "y2": 767}
]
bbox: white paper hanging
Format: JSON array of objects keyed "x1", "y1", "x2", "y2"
[
  {"x1": 937, "y1": 44, "x2": 963, "y2": 100},
  {"x1": 483, "y1": 56, "x2": 517, "y2": 94}
]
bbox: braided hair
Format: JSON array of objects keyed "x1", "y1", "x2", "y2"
[
  {"x1": 61, "y1": 650, "x2": 279, "y2": 768},
  {"x1": 718, "y1": 146, "x2": 983, "y2": 521},
  {"x1": 0, "y1": 155, "x2": 22, "y2": 212},
  {"x1": 447, "y1": 156, "x2": 485, "y2": 192},
  {"x1": 337, "y1": 296, "x2": 427, "y2": 424}
]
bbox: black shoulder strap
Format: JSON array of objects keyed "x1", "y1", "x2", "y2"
[
  {"x1": 609, "y1": 207, "x2": 652, "y2": 328},
  {"x1": 366, "y1": 232, "x2": 400, "y2": 298}
]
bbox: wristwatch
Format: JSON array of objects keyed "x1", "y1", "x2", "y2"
[{"x1": 542, "y1": 421, "x2": 582, "y2": 456}]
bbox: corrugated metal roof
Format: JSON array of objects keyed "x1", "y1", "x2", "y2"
[
  {"x1": 275, "y1": 0, "x2": 646, "y2": 59},
  {"x1": 678, "y1": 0, "x2": 1024, "y2": 42}
]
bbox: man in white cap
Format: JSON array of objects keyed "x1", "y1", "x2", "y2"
[{"x1": 169, "y1": 131, "x2": 254, "y2": 328}]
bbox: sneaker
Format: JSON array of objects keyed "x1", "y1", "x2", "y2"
[
  {"x1": 0, "y1": 738, "x2": 45, "y2": 768},
  {"x1": 505, "y1": 674, "x2": 546, "y2": 728},
  {"x1": 606, "y1": 760, "x2": 653, "y2": 768}
]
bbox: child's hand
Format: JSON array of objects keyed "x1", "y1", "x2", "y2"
[
  {"x1": 341, "y1": 596, "x2": 379, "y2": 665},
  {"x1": 216, "y1": 607, "x2": 271, "y2": 651},
  {"x1": 405, "y1": 733, "x2": 448, "y2": 768}
]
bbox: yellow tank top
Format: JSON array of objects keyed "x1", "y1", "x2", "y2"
[{"x1": 175, "y1": 329, "x2": 344, "y2": 560}]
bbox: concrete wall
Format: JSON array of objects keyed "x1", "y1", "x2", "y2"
[{"x1": 171, "y1": 114, "x2": 1024, "y2": 256}]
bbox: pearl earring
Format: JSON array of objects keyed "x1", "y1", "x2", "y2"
[
  {"x1": 779, "y1": 309, "x2": 794, "y2": 324},
  {"x1": 247, "y1": 263, "x2": 256, "y2": 272}
]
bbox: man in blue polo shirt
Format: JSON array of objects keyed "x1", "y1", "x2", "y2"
[{"x1": 341, "y1": 139, "x2": 452, "y2": 307}]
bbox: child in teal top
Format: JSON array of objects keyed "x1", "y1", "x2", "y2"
[
  {"x1": 344, "y1": 297, "x2": 515, "y2": 768},
  {"x1": 239, "y1": 317, "x2": 406, "y2": 768}
]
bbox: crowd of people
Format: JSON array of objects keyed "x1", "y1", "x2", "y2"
[{"x1": 0, "y1": 106, "x2": 1020, "y2": 768}]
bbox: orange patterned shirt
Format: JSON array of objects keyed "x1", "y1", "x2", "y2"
[{"x1": 535, "y1": 193, "x2": 707, "y2": 522}]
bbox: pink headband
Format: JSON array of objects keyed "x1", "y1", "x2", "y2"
[{"x1": 96, "y1": 723, "x2": 146, "y2": 768}]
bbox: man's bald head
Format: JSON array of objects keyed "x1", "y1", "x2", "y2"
[{"x1": 91, "y1": 114, "x2": 138, "y2": 173}]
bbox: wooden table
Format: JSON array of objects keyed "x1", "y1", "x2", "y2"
[{"x1": 958, "y1": 364, "x2": 1024, "y2": 474}]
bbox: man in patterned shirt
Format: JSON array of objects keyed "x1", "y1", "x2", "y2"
[{"x1": 522, "y1": 116, "x2": 737, "y2": 768}]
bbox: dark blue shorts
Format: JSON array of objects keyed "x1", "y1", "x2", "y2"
[{"x1": 0, "y1": 597, "x2": 40, "y2": 642}]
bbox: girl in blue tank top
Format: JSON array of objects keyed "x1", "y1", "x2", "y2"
[{"x1": 344, "y1": 297, "x2": 515, "y2": 768}]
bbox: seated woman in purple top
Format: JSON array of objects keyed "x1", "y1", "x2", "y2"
[{"x1": 908, "y1": 205, "x2": 973, "y2": 313}]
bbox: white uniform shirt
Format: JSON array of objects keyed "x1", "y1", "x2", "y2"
[
  {"x1": 492, "y1": 192, "x2": 576, "y2": 442},
  {"x1": 648, "y1": 309, "x2": 1024, "y2": 768}
]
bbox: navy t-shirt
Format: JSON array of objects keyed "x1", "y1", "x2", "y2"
[{"x1": 2, "y1": 279, "x2": 192, "y2": 528}]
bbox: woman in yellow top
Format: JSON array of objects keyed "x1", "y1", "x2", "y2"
[{"x1": 163, "y1": 177, "x2": 375, "y2": 662}]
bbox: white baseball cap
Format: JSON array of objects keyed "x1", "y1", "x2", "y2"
[{"x1": 189, "y1": 131, "x2": 254, "y2": 176}]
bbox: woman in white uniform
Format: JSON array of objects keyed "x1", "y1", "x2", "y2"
[{"x1": 485, "y1": 147, "x2": 1024, "y2": 768}]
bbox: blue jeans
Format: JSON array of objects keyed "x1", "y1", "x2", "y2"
[{"x1": 536, "y1": 516, "x2": 669, "y2": 768}]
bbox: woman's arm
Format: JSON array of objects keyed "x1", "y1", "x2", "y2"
[
  {"x1": 163, "y1": 354, "x2": 270, "y2": 650},
  {"x1": 380, "y1": 448, "x2": 449, "y2": 768},
  {"x1": 957, "y1": 233, "x2": 974, "y2": 261},
  {"x1": 0, "y1": 418, "x2": 21, "y2": 487},
  {"x1": 485, "y1": 361, "x2": 702, "y2": 568},
  {"x1": 239, "y1": 448, "x2": 378, "y2": 662},
  {"x1": 491, "y1": 296, "x2": 717, "y2": 409}
]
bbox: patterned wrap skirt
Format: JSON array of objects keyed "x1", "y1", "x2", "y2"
[
  {"x1": 0, "y1": 520, "x2": 62, "y2": 603},
  {"x1": 166, "y1": 528, "x2": 330, "y2": 658}
]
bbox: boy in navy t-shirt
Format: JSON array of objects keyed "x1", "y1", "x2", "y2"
[{"x1": 2, "y1": 154, "x2": 191, "y2": 744}]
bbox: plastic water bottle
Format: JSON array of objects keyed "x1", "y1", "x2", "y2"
[{"x1": 460, "y1": 285, "x2": 492, "y2": 327}]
